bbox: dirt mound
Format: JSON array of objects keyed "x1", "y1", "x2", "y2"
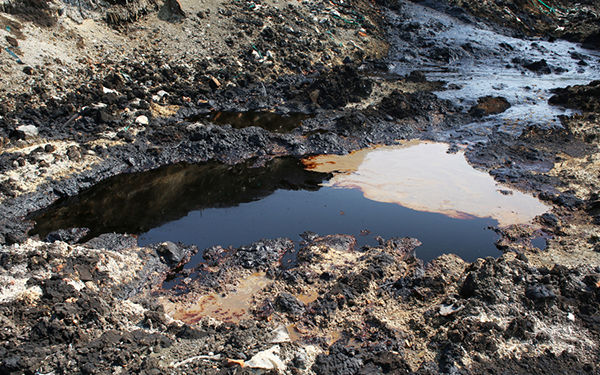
[
  {"x1": 444, "y1": 0, "x2": 600, "y2": 47},
  {"x1": 469, "y1": 96, "x2": 511, "y2": 117},
  {"x1": 0, "y1": 0, "x2": 56, "y2": 26},
  {"x1": 294, "y1": 65, "x2": 374, "y2": 109},
  {"x1": 549, "y1": 80, "x2": 600, "y2": 112}
]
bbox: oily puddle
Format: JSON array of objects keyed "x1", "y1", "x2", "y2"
[
  {"x1": 162, "y1": 272, "x2": 271, "y2": 324},
  {"x1": 186, "y1": 111, "x2": 311, "y2": 133},
  {"x1": 30, "y1": 141, "x2": 549, "y2": 264}
]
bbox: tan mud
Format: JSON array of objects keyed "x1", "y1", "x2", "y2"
[{"x1": 166, "y1": 272, "x2": 271, "y2": 324}]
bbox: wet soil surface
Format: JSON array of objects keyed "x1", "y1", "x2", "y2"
[{"x1": 1, "y1": 0, "x2": 600, "y2": 374}]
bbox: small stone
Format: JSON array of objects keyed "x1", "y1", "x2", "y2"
[
  {"x1": 156, "y1": 241, "x2": 188, "y2": 264},
  {"x1": 469, "y1": 96, "x2": 511, "y2": 117},
  {"x1": 270, "y1": 325, "x2": 291, "y2": 343},
  {"x1": 208, "y1": 75, "x2": 221, "y2": 89},
  {"x1": 135, "y1": 115, "x2": 149, "y2": 125},
  {"x1": 16, "y1": 125, "x2": 39, "y2": 138},
  {"x1": 5, "y1": 35, "x2": 18, "y2": 47},
  {"x1": 23, "y1": 66, "x2": 34, "y2": 75},
  {"x1": 245, "y1": 346, "x2": 285, "y2": 371},
  {"x1": 102, "y1": 87, "x2": 119, "y2": 95},
  {"x1": 66, "y1": 146, "x2": 82, "y2": 161},
  {"x1": 525, "y1": 284, "x2": 556, "y2": 302}
]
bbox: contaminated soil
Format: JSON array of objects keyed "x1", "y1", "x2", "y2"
[{"x1": 1, "y1": 0, "x2": 600, "y2": 374}]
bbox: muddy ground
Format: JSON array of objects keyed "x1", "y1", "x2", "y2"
[{"x1": 1, "y1": 0, "x2": 600, "y2": 374}]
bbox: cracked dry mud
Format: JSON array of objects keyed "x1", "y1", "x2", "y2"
[{"x1": 1, "y1": 0, "x2": 600, "y2": 374}]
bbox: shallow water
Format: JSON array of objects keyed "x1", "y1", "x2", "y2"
[
  {"x1": 139, "y1": 183, "x2": 500, "y2": 262},
  {"x1": 388, "y1": 0, "x2": 600, "y2": 136}
]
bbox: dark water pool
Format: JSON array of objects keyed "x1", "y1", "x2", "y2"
[{"x1": 30, "y1": 158, "x2": 500, "y2": 263}]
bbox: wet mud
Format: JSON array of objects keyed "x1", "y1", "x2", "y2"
[{"x1": 1, "y1": 0, "x2": 600, "y2": 374}]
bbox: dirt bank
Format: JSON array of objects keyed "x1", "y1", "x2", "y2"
[{"x1": 443, "y1": 0, "x2": 600, "y2": 49}]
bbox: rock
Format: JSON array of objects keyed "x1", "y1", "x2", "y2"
[
  {"x1": 245, "y1": 345, "x2": 286, "y2": 371},
  {"x1": 208, "y1": 75, "x2": 221, "y2": 89},
  {"x1": 439, "y1": 303, "x2": 463, "y2": 316},
  {"x1": 45, "y1": 228, "x2": 90, "y2": 243},
  {"x1": 469, "y1": 96, "x2": 511, "y2": 117},
  {"x1": 160, "y1": 0, "x2": 186, "y2": 20},
  {"x1": 102, "y1": 87, "x2": 119, "y2": 95},
  {"x1": 275, "y1": 292, "x2": 305, "y2": 316},
  {"x1": 22, "y1": 66, "x2": 34, "y2": 75},
  {"x1": 135, "y1": 115, "x2": 149, "y2": 125},
  {"x1": 5, "y1": 35, "x2": 18, "y2": 47},
  {"x1": 85, "y1": 233, "x2": 137, "y2": 251},
  {"x1": 525, "y1": 284, "x2": 556, "y2": 302},
  {"x1": 582, "y1": 31, "x2": 600, "y2": 50},
  {"x1": 540, "y1": 213, "x2": 559, "y2": 227},
  {"x1": 270, "y1": 326, "x2": 291, "y2": 343},
  {"x1": 66, "y1": 146, "x2": 82, "y2": 161},
  {"x1": 16, "y1": 125, "x2": 39, "y2": 138},
  {"x1": 156, "y1": 241, "x2": 188, "y2": 264},
  {"x1": 524, "y1": 59, "x2": 551, "y2": 74},
  {"x1": 406, "y1": 71, "x2": 426, "y2": 83}
]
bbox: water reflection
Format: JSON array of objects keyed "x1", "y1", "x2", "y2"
[
  {"x1": 304, "y1": 141, "x2": 549, "y2": 227},
  {"x1": 30, "y1": 158, "x2": 326, "y2": 240}
]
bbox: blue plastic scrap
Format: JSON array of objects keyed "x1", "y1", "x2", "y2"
[{"x1": 5, "y1": 47, "x2": 23, "y2": 64}]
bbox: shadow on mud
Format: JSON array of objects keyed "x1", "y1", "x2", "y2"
[{"x1": 186, "y1": 111, "x2": 311, "y2": 133}]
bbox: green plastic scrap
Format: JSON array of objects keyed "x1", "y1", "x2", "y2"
[
  {"x1": 536, "y1": 0, "x2": 556, "y2": 13},
  {"x1": 325, "y1": 30, "x2": 343, "y2": 47},
  {"x1": 251, "y1": 44, "x2": 263, "y2": 58},
  {"x1": 332, "y1": 14, "x2": 359, "y2": 26}
]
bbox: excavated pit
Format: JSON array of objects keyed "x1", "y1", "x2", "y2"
[{"x1": 30, "y1": 142, "x2": 549, "y2": 264}]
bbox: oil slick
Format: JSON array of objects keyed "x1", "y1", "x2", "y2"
[
  {"x1": 303, "y1": 141, "x2": 550, "y2": 227},
  {"x1": 166, "y1": 273, "x2": 271, "y2": 324}
]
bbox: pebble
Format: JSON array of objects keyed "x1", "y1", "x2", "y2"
[
  {"x1": 16, "y1": 125, "x2": 39, "y2": 138},
  {"x1": 135, "y1": 115, "x2": 149, "y2": 125}
]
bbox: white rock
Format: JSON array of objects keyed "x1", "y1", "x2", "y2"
[
  {"x1": 245, "y1": 345, "x2": 286, "y2": 371},
  {"x1": 135, "y1": 115, "x2": 149, "y2": 125},
  {"x1": 157, "y1": 90, "x2": 169, "y2": 98},
  {"x1": 567, "y1": 312, "x2": 575, "y2": 322},
  {"x1": 16, "y1": 125, "x2": 38, "y2": 138},
  {"x1": 439, "y1": 304, "x2": 463, "y2": 316},
  {"x1": 102, "y1": 87, "x2": 119, "y2": 95},
  {"x1": 270, "y1": 325, "x2": 291, "y2": 343}
]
